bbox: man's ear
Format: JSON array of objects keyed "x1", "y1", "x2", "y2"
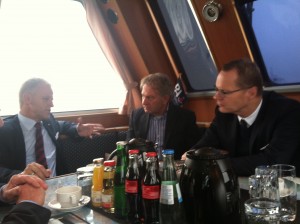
[
  {"x1": 22, "y1": 92, "x2": 32, "y2": 104},
  {"x1": 247, "y1": 86, "x2": 258, "y2": 99},
  {"x1": 163, "y1": 95, "x2": 171, "y2": 104}
]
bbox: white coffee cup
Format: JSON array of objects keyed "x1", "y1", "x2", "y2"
[{"x1": 56, "y1": 185, "x2": 82, "y2": 208}]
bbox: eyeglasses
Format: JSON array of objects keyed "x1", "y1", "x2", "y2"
[{"x1": 214, "y1": 87, "x2": 246, "y2": 98}]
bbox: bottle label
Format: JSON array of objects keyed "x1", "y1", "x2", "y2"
[
  {"x1": 160, "y1": 183, "x2": 174, "y2": 205},
  {"x1": 125, "y1": 180, "x2": 138, "y2": 193},
  {"x1": 176, "y1": 183, "x2": 183, "y2": 203},
  {"x1": 92, "y1": 191, "x2": 102, "y2": 203},
  {"x1": 142, "y1": 184, "x2": 160, "y2": 199},
  {"x1": 160, "y1": 182, "x2": 183, "y2": 204},
  {"x1": 102, "y1": 194, "x2": 113, "y2": 208}
]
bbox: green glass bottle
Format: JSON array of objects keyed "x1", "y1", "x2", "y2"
[{"x1": 114, "y1": 141, "x2": 127, "y2": 219}]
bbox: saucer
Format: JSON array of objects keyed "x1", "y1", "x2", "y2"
[{"x1": 48, "y1": 195, "x2": 90, "y2": 212}]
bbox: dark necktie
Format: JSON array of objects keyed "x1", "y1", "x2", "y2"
[
  {"x1": 237, "y1": 119, "x2": 250, "y2": 156},
  {"x1": 240, "y1": 119, "x2": 249, "y2": 135},
  {"x1": 35, "y1": 122, "x2": 48, "y2": 168}
]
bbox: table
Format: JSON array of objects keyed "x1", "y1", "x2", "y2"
[
  {"x1": 49, "y1": 206, "x2": 125, "y2": 224},
  {"x1": 1, "y1": 174, "x2": 299, "y2": 223}
]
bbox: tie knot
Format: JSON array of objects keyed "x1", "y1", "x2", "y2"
[
  {"x1": 35, "y1": 122, "x2": 42, "y2": 129},
  {"x1": 240, "y1": 119, "x2": 248, "y2": 128}
]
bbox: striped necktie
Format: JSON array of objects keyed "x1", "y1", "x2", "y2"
[{"x1": 35, "y1": 122, "x2": 48, "y2": 169}]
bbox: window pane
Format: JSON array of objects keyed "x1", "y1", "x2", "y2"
[
  {"x1": 236, "y1": 0, "x2": 300, "y2": 86},
  {"x1": 148, "y1": 0, "x2": 218, "y2": 92},
  {"x1": 0, "y1": 0, "x2": 126, "y2": 116}
]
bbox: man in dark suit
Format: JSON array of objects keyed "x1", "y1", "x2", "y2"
[
  {"x1": 127, "y1": 73, "x2": 199, "y2": 160},
  {"x1": 184, "y1": 58, "x2": 300, "y2": 176},
  {"x1": 0, "y1": 78, "x2": 105, "y2": 183},
  {"x1": 1, "y1": 174, "x2": 50, "y2": 224}
]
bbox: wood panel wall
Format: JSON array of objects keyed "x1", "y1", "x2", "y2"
[
  {"x1": 57, "y1": 1, "x2": 300, "y2": 127},
  {"x1": 190, "y1": 0, "x2": 251, "y2": 70}
]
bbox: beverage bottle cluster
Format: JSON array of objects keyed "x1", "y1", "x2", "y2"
[{"x1": 90, "y1": 146, "x2": 186, "y2": 223}]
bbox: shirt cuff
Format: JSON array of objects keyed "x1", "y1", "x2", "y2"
[{"x1": 0, "y1": 185, "x2": 15, "y2": 204}]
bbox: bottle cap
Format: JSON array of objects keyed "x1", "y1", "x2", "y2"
[
  {"x1": 146, "y1": 152, "x2": 157, "y2": 157},
  {"x1": 104, "y1": 160, "x2": 116, "y2": 166},
  {"x1": 92, "y1": 157, "x2": 104, "y2": 164},
  {"x1": 163, "y1": 149, "x2": 174, "y2": 155},
  {"x1": 128, "y1": 149, "x2": 139, "y2": 154},
  {"x1": 116, "y1": 141, "x2": 128, "y2": 150}
]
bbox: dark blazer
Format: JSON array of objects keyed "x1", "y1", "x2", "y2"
[
  {"x1": 127, "y1": 103, "x2": 200, "y2": 160},
  {"x1": 1, "y1": 202, "x2": 51, "y2": 224},
  {"x1": 0, "y1": 114, "x2": 81, "y2": 183},
  {"x1": 193, "y1": 91, "x2": 300, "y2": 176}
]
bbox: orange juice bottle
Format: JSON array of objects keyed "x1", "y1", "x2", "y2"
[{"x1": 91, "y1": 158, "x2": 104, "y2": 207}]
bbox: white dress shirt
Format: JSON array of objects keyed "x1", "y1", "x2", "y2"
[{"x1": 18, "y1": 113, "x2": 56, "y2": 176}]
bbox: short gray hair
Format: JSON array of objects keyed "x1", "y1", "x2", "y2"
[
  {"x1": 19, "y1": 78, "x2": 50, "y2": 106},
  {"x1": 140, "y1": 73, "x2": 174, "y2": 96}
]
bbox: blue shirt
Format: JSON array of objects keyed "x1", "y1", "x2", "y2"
[{"x1": 147, "y1": 113, "x2": 167, "y2": 160}]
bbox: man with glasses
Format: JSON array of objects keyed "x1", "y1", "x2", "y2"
[{"x1": 183, "y1": 58, "x2": 300, "y2": 176}]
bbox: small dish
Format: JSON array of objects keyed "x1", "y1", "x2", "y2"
[{"x1": 48, "y1": 195, "x2": 90, "y2": 212}]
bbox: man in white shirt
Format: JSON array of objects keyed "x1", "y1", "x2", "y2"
[{"x1": 0, "y1": 78, "x2": 105, "y2": 183}]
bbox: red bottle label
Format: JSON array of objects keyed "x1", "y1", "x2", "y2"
[
  {"x1": 102, "y1": 194, "x2": 113, "y2": 208},
  {"x1": 125, "y1": 180, "x2": 138, "y2": 193},
  {"x1": 142, "y1": 184, "x2": 160, "y2": 199}
]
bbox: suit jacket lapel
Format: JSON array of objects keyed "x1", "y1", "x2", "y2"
[
  {"x1": 140, "y1": 112, "x2": 150, "y2": 139},
  {"x1": 165, "y1": 105, "x2": 176, "y2": 146},
  {"x1": 229, "y1": 117, "x2": 240, "y2": 156},
  {"x1": 42, "y1": 119, "x2": 59, "y2": 147},
  {"x1": 13, "y1": 116, "x2": 27, "y2": 167},
  {"x1": 248, "y1": 96, "x2": 268, "y2": 154}
]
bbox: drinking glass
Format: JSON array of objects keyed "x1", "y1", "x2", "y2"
[
  {"x1": 245, "y1": 168, "x2": 281, "y2": 224},
  {"x1": 254, "y1": 166, "x2": 280, "y2": 200},
  {"x1": 272, "y1": 164, "x2": 297, "y2": 222}
]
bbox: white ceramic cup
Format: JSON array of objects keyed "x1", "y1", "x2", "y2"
[{"x1": 56, "y1": 185, "x2": 82, "y2": 208}]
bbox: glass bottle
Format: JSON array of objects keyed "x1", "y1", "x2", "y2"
[
  {"x1": 102, "y1": 160, "x2": 115, "y2": 213},
  {"x1": 77, "y1": 165, "x2": 94, "y2": 197},
  {"x1": 125, "y1": 149, "x2": 141, "y2": 223},
  {"x1": 114, "y1": 141, "x2": 127, "y2": 219},
  {"x1": 91, "y1": 158, "x2": 104, "y2": 207},
  {"x1": 142, "y1": 152, "x2": 161, "y2": 224},
  {"x1": 159, "y1": 149, "x2": 186, "y2": 224}
]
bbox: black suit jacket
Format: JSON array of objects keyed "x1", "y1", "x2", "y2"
[
  {"x1": 0, "y1": 114, "x2": 81, "y2": 183},
  {"x1": 193, "y1": 91, "x2": 300, "y2": 176},
  {"x1": 1, "y1": 202, "x2": 51, "y2": 224},
  {"x1": 127, "y1": 103, "x2": 200, "y2": 160}
]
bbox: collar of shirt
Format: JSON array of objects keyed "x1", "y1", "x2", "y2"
[
  {"x1": 151, "y1": 113, "x2": 167, "y2": 120},
  {"x1": 238, "y1": 99, "x2": 263, "y2": 127},
  {"x1": 150, "y1": 103, "x2": 169, "y2": 119},
  {"x1": 18, "y1": 113, "x2": 39, "y2": 131}
]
